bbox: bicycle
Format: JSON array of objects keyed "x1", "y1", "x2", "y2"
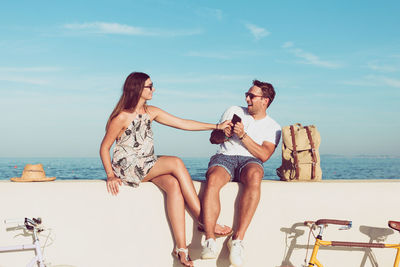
[
  {"x1": 0, "y1": 217, "x2": 48, "y2": 267},
  {"x1": 304, "y1": 219, "x2": 400, "y2": 267}
]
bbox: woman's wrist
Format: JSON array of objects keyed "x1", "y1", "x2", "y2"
[
  {"x1": 106, "y1": 170, "x2": 114, "y2": 179},
  {"x1": 239, "y1": 132, "x2": 247, "y2": 140}
]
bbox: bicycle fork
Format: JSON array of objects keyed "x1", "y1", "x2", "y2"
[
  {"x1": 0, "y1": 228, "x2": 45, "y2": 267},
  {"x1": 29, "y1": 228, "x2": 45, "y2": 267},
  {"x1": 308, "y1": 238, "x2": 327, "y2": 267}
]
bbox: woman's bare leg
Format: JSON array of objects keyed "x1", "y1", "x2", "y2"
[
  {"x1": 144, "y1": 156, "x2": 231, "y2": 235},
  {"x1": 143, "y1": 156, "x2": 201, "y2": 219},
  {"x1": 151, "y1": 174, "x2": 193, "y2": 267}
]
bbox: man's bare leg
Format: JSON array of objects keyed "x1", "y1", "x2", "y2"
[
  {"x1": 234, "y1": 163, "x2": 263, "y2": 240},
  {"x1": 202, "y1": 166, "x2": 231, "y2": 240}
]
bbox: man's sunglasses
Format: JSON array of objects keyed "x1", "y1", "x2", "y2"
[
  {"x1": 144, "y1": 84, "x2": 154, "y2": 91},
  {"x1": 245, "y1": 92, "x2": 264, "y2": 100}
]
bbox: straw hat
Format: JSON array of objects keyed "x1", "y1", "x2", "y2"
[{"x1": 11, "y1": 164, "x2": 56, "y2": 182}]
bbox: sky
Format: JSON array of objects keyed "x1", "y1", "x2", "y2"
[{"x1": 1, "y1": 0, "x2": 399, "y2": 158}]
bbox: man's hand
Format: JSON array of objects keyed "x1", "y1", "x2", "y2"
[{"x1": 233, "y1": 121, "x2": 246, "y2": 139}]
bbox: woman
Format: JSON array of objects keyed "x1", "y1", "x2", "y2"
[{"x1": 100, "y1": 72, "x2": 232, "y2": 267}]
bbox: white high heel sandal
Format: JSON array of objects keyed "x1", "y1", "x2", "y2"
[{"x1": 172, "y1": 247, "x2": 193, "y2": 267}]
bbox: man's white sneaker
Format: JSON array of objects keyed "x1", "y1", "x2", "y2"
[
  {"x1": 228, "y1": 236, "x2": 244, "y2": 267},
  {"x1": 201, "y1": 238, "x2": 217, "y2": 259}
]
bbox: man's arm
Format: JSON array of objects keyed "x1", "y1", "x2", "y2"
[
  {"x1": 241, "y1": 137, "x2": 276, "y2": 162},
  {"x1": 233, "y1": 121, "x2": 276, "y2": 162}
]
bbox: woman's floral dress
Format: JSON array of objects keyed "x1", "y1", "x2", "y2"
[{"x1": 112, "y1": 113, "x2": 157, "y2": 187}]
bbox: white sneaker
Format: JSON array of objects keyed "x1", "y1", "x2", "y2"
[
  {"x1": 228, "y1": 236, "x2": 244, "y2": 267},
  {"x1": 201, "y1": 238, "x2": 217, "y2": 259}
]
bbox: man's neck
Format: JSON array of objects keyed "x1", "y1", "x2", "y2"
[{"x1": 250, "y1": 110, "x2": 267, "y2": 120}]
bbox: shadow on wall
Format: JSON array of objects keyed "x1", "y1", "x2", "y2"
[{"x1": 278, "y1": 222, "x2": 395, "y2": 267}]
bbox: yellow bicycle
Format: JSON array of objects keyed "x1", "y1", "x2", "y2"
[{"x1": 304, "y1": 219, "x2": 400, "y2": 267}]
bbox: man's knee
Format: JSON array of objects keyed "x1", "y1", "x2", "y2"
[
  {"x1": 240, "y1": 164, "x2": 263, "y2": 188},
  {"x1": 206, "y1": 166, "x2": 230, "y2": 189}
]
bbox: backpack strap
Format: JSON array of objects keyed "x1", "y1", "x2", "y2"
[
  {"x1": 290, "y1": 125, "x2": 300, "y2": 180},
  {"x1": 304, "y1": 126, "x2": 317, "y2": 180}
]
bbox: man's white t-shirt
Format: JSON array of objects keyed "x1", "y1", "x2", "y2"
[{"x1": 217, "y1": 106, "x2": 281, "y2": 158}]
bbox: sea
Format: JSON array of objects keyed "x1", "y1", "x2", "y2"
[{"x1": 1, "y1": 155, "x2": 400, "y2": 181}]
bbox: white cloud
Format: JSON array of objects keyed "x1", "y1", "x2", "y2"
[
  {"x1": 158, "y1": 74, "x2": 253, "y2": 84},
  {"x1": 380, "y1": 76, "x2": 400, "y2": 88},
  {"x1": 197, "y1": 8, "x2": 223, "y2": 20},
  {"x1": 282, "y1": 42, "x2": 341, "y2": 68},
  {"x1": 185, "y1": 50, "x2": 267, "y2": 60},
  {"x1": 185, "y1": 51, "x2": 231, "y2": 59},
  {"x1": 0, "y1": 67, "x2": 62, "y2": 72},
  {"x1": 245, "y1": 23, "x2": 270, "y2": 40},
  {"x1": 157, "y1": 88, "x2": 237, "y2": 100},
  {"x1": 64, "y1": 22, "x2": 202, "y2": 37},
  {"x1": 64, "y1": 22, "x2": 146, "y2": 35},
  {"x1": 342, "y1": 75, "x2": 400, "y2": 88},
  {"x1": 367, "y1": 62, "x2": 398, "y2": 72},
  {"x1": 282, "y1": 41, "x2": 294, "y2": 48},
  {"x1": 0, "y1": 76, "x2": 49, "y2": 85},
  {"x1": 0, "y1": 66, "x2": 61, "y2": 86}
]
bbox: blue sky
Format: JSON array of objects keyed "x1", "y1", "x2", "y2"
[{"x1": 1, "y1": 0, "x2": 399, "y2": 158}]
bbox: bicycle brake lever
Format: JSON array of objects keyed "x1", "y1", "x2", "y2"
[
  {"x1": 339, "y1": 222, "x2": 352, "y2": 230},
  {"x1": 33, "y1": 218, "x2": 42, "y2": 224}
]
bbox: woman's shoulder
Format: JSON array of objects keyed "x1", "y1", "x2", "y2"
[
  {"x1": 146, "y1": 105, "x2": 159, "y2": 112},
  {"x1": 146, "y1": 105, "x2": 162, "y2": 118},
  {"x1": 114, "y1": 110, "x2": 134, "y2": 124}
]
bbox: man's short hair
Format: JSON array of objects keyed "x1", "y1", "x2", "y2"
[{"x1": 253, "y1": 80, "x2": 275, "y2": 107}]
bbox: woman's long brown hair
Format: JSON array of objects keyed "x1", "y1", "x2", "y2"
[{"x1": 106, "y1": 72, "x2": 150, "y2": 130}]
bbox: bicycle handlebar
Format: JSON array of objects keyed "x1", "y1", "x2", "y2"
[
  {"x1": 304, "y1": 219, "x2": 352, "y2": 228},
  {"x1": 4, "y1": 218, "x2": 25, "y2": 225},
  {"x1": 4, "y1": 217, "x2": 42, "y2": 228},
  {"x1": 315, "y1": 219, "x2": 352, "y2": 227}
]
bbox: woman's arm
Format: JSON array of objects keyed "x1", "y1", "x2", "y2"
[
  {"x1": 99, "y1": 115, "x2": 126, "y2": 195},
  {"x1": 149, "y1": 106, "x2": 231, "y2": 131}
]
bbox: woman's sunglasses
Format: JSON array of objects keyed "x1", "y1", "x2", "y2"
[{"x1": 144, "y1": 84, "x2": 154, "y2": 91}]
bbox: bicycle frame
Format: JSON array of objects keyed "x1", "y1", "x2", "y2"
[
  {"x1": 0, "y1": 218, "x2": 45, "y2": 267},
  {"x1": 307, "y1": 219, "x2": 400, "y2": 267}
]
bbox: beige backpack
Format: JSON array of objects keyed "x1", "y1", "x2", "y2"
[{"x1": 276, "y1": 123, "x2": 322, "y2": 181}]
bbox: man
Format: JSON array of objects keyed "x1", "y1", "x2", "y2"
[{"x1": 201, "y1": 80, "x2": 281, "y2": 267}]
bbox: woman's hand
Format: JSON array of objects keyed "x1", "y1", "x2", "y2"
[
  {"x1": 223, "y1": 125, "x2": 233, "y2": 138},
  {"x1": 107, "y1": 176, "x2": 123, "y2": 196},
  {"x1": 218, "y1": 120, "x2": 232, "y2": 131}
]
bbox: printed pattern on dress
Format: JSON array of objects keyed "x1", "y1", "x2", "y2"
[{"x1": 112, "y1": 114, "x2": 157, "y2": 187}]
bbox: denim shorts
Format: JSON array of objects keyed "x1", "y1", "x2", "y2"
[{"x1": 207, "y1": 154, "x2": 264, "y2": 182}]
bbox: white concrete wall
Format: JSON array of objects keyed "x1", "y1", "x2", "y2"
[{"x1": 1, "y1": 180, "x2": 400, "y2": 267}]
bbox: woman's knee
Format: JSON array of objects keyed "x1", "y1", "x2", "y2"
[
  {"x1": 153, "y1": 175, "x2": 182, "y2": 195},
  {"x1": 163, "y1": 176, "x2": 182, "y2": 194},
  {"x1": 164, "y1": 156, "x2": 185, "y2": 170}
]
